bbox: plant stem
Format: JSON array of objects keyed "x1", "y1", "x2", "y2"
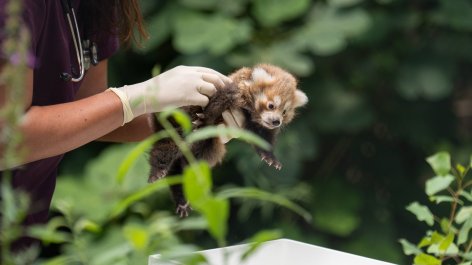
[
  {"x1": 157, "y1": 114, "x2": 198, "y2": 166},
  {"x1": 466, "y1": 240, "x2": 472, "y2": 254}
]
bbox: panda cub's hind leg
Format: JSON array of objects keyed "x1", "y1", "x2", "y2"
[{"x1": 148, "y1": 139, "x2": 181, "y2": 183}]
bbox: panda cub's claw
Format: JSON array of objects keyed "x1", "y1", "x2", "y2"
[
  {"x1": 148, "y1": 169, "x2": 168, "y2": 183},
  {"x1": 176, "y1": 201, "x2": 192, "y2": 218},
  {"x1": 261, "y1": 154, "x2": 283, "y2": 170}
]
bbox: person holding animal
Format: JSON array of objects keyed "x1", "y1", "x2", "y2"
[{"x1": 0, "y1": 0, "x2": 240, "y2": 250}]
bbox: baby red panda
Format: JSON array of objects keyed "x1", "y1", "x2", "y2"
[{"x1": 148, "y1": 64, "x2": 308, "y2": 217}]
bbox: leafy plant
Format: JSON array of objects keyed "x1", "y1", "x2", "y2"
[
  {"x1": 33, "y1": 108, "x2": 310, "y2": 264},
  {"x1": 400, "y1": 152, "x2": 472, "y2": 265}
]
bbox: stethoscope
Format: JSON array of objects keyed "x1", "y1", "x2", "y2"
[{"x1": 60, "y1": 0, "x2": 98, "y2": 82}]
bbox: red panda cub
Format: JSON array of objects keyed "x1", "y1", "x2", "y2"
[{"x1": 148, "y1": 64, "x2": 308, "y2": 217}]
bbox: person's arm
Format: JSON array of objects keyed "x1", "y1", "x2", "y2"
[
  {"x1": 0, "y1": 61, "x2": 231, "y2": 169},
  {"x1": 75, "y1": 60, "x2": 154, "y2": 142},
  {"x1": 0, "y1": 66, "x2": 124, "y2": 169}
]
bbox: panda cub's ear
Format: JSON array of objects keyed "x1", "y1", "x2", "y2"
[
  {"x1": 294, "y1": 90, "x2": 308, "y2": 108},
  {"x1": 251, "y1": 67, "x2": 274, "y2": 83}
]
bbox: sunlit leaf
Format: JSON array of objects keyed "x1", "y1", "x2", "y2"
[
  {"x1": 427, "y1": 241, "x2": 458, "y2": 255},
  {"x1": 399, "y1": 239, "x2": 422, "y2": 256},
  {"x1": 456, "y1": 163, "x2": 466, "y2": 178},
  {"x1": 413, "y1": 253, "x2": 441, "y2": 265},
  {"x1": 406, "y1": 202, "x2": 434, "y2": 226},
  {"x1": 459, "y1": 190, "x2": 472, "y2": 202},
  {"x1": 123, "y1": 224, "x2": 150, "y2": 251},
  {"x1": 28, "y1": 226, "x2": 71, "y2": 245},
  {"x1": 426, "y1": 175, "x2": 454, "y2": 196},
  {"x1": 241, "y1": 230, "x2": 283, "y2": 261},
  {"x1": 439, "y1": 233, "x2": 454, "y2": 252},
  {"x1": 458, "y1": 217, "x2": 472, "y2": 245},
  {"x1": 169, "y1": 109, "x2": 193, "y2": 135},
  {"x1": 186, "y1": 126, "x2": 270, "y2": 151},
  {"x1": 217, "y1": 187, "x2": 311, "y2": 222},
  {"x1": 199, "y1": 198, "x2": 229, "y2": 243},
  {"x1": 426, "y1": 152, "x2": 451, "y2": 176},
  {"x1": 418, "y1": 237, "x2": 432, "y2": 248},
  {"x1": 73, "y1": 218, "x2": 101, "y2": 234},
  {"x1": 183, "y1": 162, "x2": 212, "y2": 207},
  {"x1": 455, "y1": 206, "x2": 472, "y2": 224},
  {"x1": 430, "y1": 195, "x2": 455, "y2": 204}
]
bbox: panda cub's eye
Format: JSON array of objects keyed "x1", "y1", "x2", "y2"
[
  {"x1": 282, "y1": 110, "x2": 287, "y2": 115},
  {"x1": 268, "y1": 102, "x2": 275, "y2": 110}
]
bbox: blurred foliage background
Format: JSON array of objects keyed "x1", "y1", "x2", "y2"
[{"x1": 53, "y1": 0, "x2": 472, "y2": 264}]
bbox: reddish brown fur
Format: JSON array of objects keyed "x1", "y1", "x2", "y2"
[{"x1": 148, "y1": 64, "x2": 308, "y2": 217}]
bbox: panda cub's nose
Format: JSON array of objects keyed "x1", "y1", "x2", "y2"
[{"x1": 272, "y1": 119, "x2": 281, "y2": 127}]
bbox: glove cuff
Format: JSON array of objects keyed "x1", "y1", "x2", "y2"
[{"x1": 108, "y1": 87, "x2": 134, "y2": 125}]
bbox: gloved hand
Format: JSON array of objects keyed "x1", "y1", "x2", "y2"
[
  {"x1": 219, "y1": 108, "x2": 245, "y2": 144},
  {"x1": 109, "y1": 65, "x2": 232, "y2": 124}
]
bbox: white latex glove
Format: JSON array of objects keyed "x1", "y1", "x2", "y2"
[
  {"x1": 219, "y1": 108, "x2": 245, "y2": 144},
  {"x1": 109, "y1": 65, "x2": 232, "y2": 124}
]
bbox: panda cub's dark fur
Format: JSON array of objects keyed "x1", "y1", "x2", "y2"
[{"x1": 148, "y1": 64, "x2": 308, "y2": 217}]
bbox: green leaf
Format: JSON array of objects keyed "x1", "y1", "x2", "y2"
[
  {"x1": 418, "y1": 237, "x2": 432, "y2": 248},
  {"x1": 186, "y1": 126, "x2": 270, "y2": 151},
  {"x1": 458, "y1": 262, "x2": 472, "y2": 265},
  {"x1": 217, "y1": 187, "x2": 311, "y2": 222},
  {"x1": 123, "y1": 224, "x2": 150, "y2": 251},
  {"x1": 439, "y1": 233, "x2": 454, "y2": 252},
  {"x1": 73, "y1": 218, "x2": 101, "y2": 234},
  {"x1": 430, "y1": 195, "x2": 455, "y2": 204},
  {"x1": 242, "y1": 230, "x2": 283, "y2": 261},
  {"x1": 426, "y1": 152, "x2": 451, "y2": 176},
  {"x1": 455, "y1": 206, "x2": 472, "y2": 224},
  {"x1": 462, "y1": 251, "x2": 472, "y2": 261},
  {"x1": 301, "y1": 6, "x2": 371, "y2": 56},
  {"x1": 110, "y1": 176, "x2": 183, "y2": 219},
  {"x1": 252, "y1": 0, "x2": 310, "y2": 27},
  {"x1": 440, "y1": 218, "x2": 452, "y2": 234},
  {"x1": 426, "y1": 175, "x2": 455, "y2": 196},
  {"x1": 413, "y1": 253, "x2": 441, "y2": 265},
  {"x1": 406, "y1": 202, "x2": 434, "y2": 226},
  {"x1": 115, "y1": 132, "x2": 168, "y2": 184},
  {"x1": 183, "y1": 162, "x2": 212, "y2": 207},
  {"x1": 199, "y1": 198, "x2": 229, "y2": 243},
  {"x1": 427, "y1": 242, "x2": 459, "y2": 256},
  {"x1": 457, "y1": 163, "x2": 466, "y2": 177},
  {"x1": 460, "y1": 190, "x2": 472, "y2": 202},
  {"x1": 28, "y1": 226, "x2": 71, "y2": 245},
  {"x1": 151, "y1": 64, "x2": 161, "y2": 77},
  {"x1": 173, "y1": 10, "x2": 252, "y2": 55},
  {"x1": 399, "y1": 239, "x2": 422, "y2": 256},
  {"x1": 170, "y1": 109, "x2": 192, "y2": 135},
  {"x1": 458, "y1": 217, "x2": 472, "y2": 245}
]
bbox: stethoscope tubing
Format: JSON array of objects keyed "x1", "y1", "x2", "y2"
[{"x1": 61, "y1": 0, "x2": 85, "y2": 82}]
